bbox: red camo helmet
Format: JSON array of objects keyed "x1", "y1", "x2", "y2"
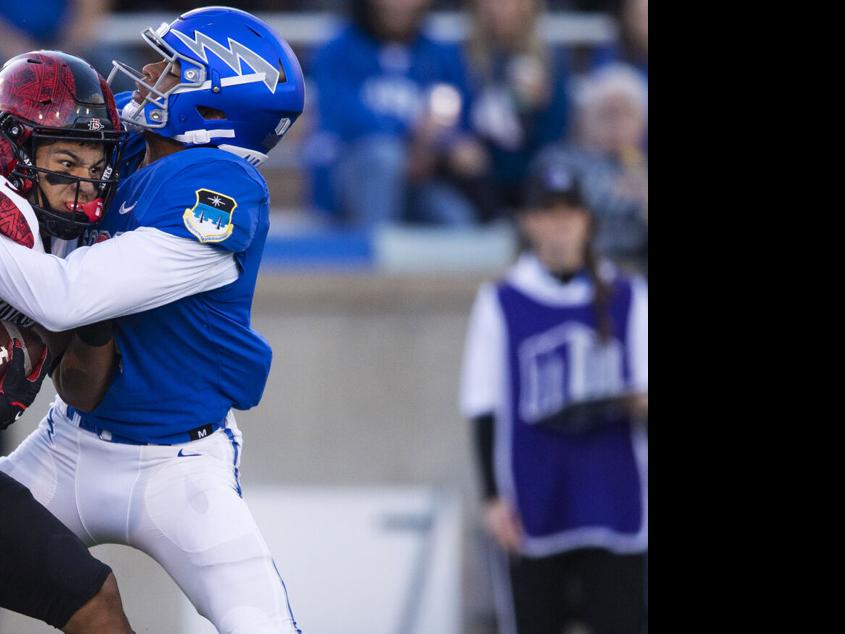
[{"x1": 0, "y1": 51, "x2": 126, "y2": 240}]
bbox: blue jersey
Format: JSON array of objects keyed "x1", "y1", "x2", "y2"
[{"x1": 75, "y1": 135, "x2": 272, "y2": 444}]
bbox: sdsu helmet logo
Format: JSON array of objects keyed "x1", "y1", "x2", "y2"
[{"x1": 88, "y1": 118, "x2": 104, "y2": 131}]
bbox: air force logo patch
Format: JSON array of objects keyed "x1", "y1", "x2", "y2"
[{"x1": 183, "y1": 189, "x2": 237, "y2": 243}]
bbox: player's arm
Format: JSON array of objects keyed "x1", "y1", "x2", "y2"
[
  {"x1": 459, "y1": 284, "x2": 522, "y2": 552},
  {"x1": 471, "y1": 411, "x2": 522, "y2": 554},
  {"x1": 0, "y1": 172, "x2": 50, "y2": 428},
  {"x1": 626, "y1": 275, "x2": 648, "y2": 421},
  {"x1": 0, "y1": 227, "x2": 238, "y2": 332},
  {"x1": 45, "y1": 321, "x2": 116, "y2": 412},
  {"x1": 0, "y1": 159, "x2": 260, "y2": 332}
]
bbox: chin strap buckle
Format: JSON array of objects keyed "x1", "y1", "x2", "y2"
[{"x1": 173, "y1": 128, "x2": 236, "y2": 145}]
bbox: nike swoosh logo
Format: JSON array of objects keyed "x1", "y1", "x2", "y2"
[
  {"x1": 178, "y1": 449, "x2": 202, "y2": 457},
  {"x1": 118, "y1": 201, "x2": 137, "y2": 215}
]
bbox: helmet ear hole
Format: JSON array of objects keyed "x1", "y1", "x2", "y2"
[{"x1": 196, "y1": 106, "x2": 226, "y2": 120}]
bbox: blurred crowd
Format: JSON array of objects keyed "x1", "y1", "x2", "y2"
[
  {"x1": 303, "y1": 0, "x2": 648, "y2": 273},
  {"x1": 1, "y1": 0, "x2": 648, "y2": 274}
]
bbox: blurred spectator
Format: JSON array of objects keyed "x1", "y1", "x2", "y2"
[
  {"x1": 460, "y1": 157, "x2": 647, "y2": 634},
  {"x1": 464, "y1": 0, "x2": 570, "y2": 213},
  {"x1": 113, "y1": 0, "x2": 320, "y2": 10},
  {"x1": 566, "y1": 0, "x2": 623, "y2": 11},
  {"x1": 539, "y1": 63, "x2": 647, "y2": 273},
  {"x1": 591, "y1": 0, "x2": 647, "y2": 79},
  {"x1": 307, "y1": 0, "x2": 488, "y2": 228},
  {"x1": 0, "y1": 0, "x2": 111, "y2": 60},
  {"x1": 0, "y1": 0, "x2": 144, "y2": 94}
]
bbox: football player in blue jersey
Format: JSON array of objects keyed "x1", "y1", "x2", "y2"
[
  {"x1": 460, "y1": 158, "x2": 648, "y2": 634},
  {"x1": 0, "y1": 8, "x2": 305, "y2": 633}
]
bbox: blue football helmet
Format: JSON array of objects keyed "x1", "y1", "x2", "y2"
[{"x1": 108, "y1": 6, "x2": 304, "y2": 166}]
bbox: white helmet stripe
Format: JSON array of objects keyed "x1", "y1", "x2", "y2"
[
  {"x1": 170, "y1": 28, "x2": 280, "y2": 93},
  {"x1": 172, "y1": 72, "x2": 269, "y2": 95}
]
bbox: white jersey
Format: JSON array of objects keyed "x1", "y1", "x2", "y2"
[
  {"x1": 0, "y1": 223, "x2": 238, "y2": 332},
  {"x1": 0, "y1": 176, "x2": 44, "y2": 326},
  {"x1": 0, "y1": 174, "x2": 239, "y2": 333}
]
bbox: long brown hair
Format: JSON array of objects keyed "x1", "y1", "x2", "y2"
[
  {"x1": 466, "y1": 0, "x2": 550, "y2": 80},
  {"x1": 584, "y1": 239, "x2": 615, "y2": 345}
]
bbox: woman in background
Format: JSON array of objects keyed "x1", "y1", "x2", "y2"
[
  {"x1": 464, "y1": 0, "x2": 570, "y2": 215},
  {"x1": 308, "y1": 0, "x2": 487, "y2": 228},
  {"x1": 539, "y1": 63, "x2": 648, "y2": 273},
  {"x1": 460, "y1": 156, "x2": 647, "y2": 634}
]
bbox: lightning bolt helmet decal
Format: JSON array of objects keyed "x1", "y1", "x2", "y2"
[
  {"x1": 170, "y1": 29, "x2": 280, "y2": 93},
  {"x1": 107, "y1": 6, "x2": 305, "y2": 166}
]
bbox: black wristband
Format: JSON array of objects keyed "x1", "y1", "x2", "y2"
[
  {"x1": 473, "y1": 413, "x2": 498, "y2": 500},
  {"x1": 75, "y1": 321, "x2": 114, "y2": 348}
]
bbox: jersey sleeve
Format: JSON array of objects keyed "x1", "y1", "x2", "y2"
[
  {"x1": 0, "y1": 227, "x2": 238, "y2": 332},
  {"x1": 0, "y1": 176, "x2": 41, "y2": 251},
  {"x1": 626, "y1": 276, "x2": 648, "y2": 392},
  {"x1": 0, "y1": 176, "x2": 43, "y2": 326},
  {"x1": 138, "y1": 159, "x2": 266, "y2": 254},
  {"x1": 459, "y1": 283, "x2": 506, "y2": 419}
]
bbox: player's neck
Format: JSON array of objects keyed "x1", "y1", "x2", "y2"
[{"x1": 142, "y1": 133, "x2": 187, "y2": 166}]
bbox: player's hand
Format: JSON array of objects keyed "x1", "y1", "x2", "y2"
[
  {"x1": 0, "y1": 340, "x2": 49, "y2": 430},
  {"x1": 483, "y1": 497, "x2": 523, "y2": 554},
  {"x1": 507, "y1": 54, "x2": 550, "y2": 109},
  {"x1": 625, "y1": 392, "x2": 648, "y2": 418},
  {"x1": 447, "y1": 138, "x2": 488, "y2": 177}
]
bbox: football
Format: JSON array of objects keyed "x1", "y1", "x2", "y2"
[{"x1": 0, "y1": 321, "x2": 45, "y2": 381}]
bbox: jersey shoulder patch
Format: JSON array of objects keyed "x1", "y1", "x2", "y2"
[
  {"x1": 182, "y1": 188, "x2": 238, "y2": 244},
  {"x1": 137, "y1": 149, "x2": 267, "y2": 253}
]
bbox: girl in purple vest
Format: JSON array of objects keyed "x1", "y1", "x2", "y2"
[{"x1": 460, "y1": 156, "x2": 648, "y2": 634}]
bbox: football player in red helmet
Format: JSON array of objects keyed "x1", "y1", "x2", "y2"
[
  {"x1": 0, "y1": 49, "x2": 127, "y2": 432},
  {"x1": 0, "y1": 50, "x2": 132, "y2": 634},
  {"x1": 0, "y1": 50, "x2": 125, "y2": 244}
]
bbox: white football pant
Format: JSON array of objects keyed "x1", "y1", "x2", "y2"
[{"x1": 0, "y1": 400, "x2": 301, "y2": 633}]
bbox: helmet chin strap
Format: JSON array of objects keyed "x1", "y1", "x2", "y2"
[
  {"x1": 121, "y1": 100, "x2": 149, "y2": 132},
  {"x1": 172, "y1": 128, "x2": 235, "y2": 145}
]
